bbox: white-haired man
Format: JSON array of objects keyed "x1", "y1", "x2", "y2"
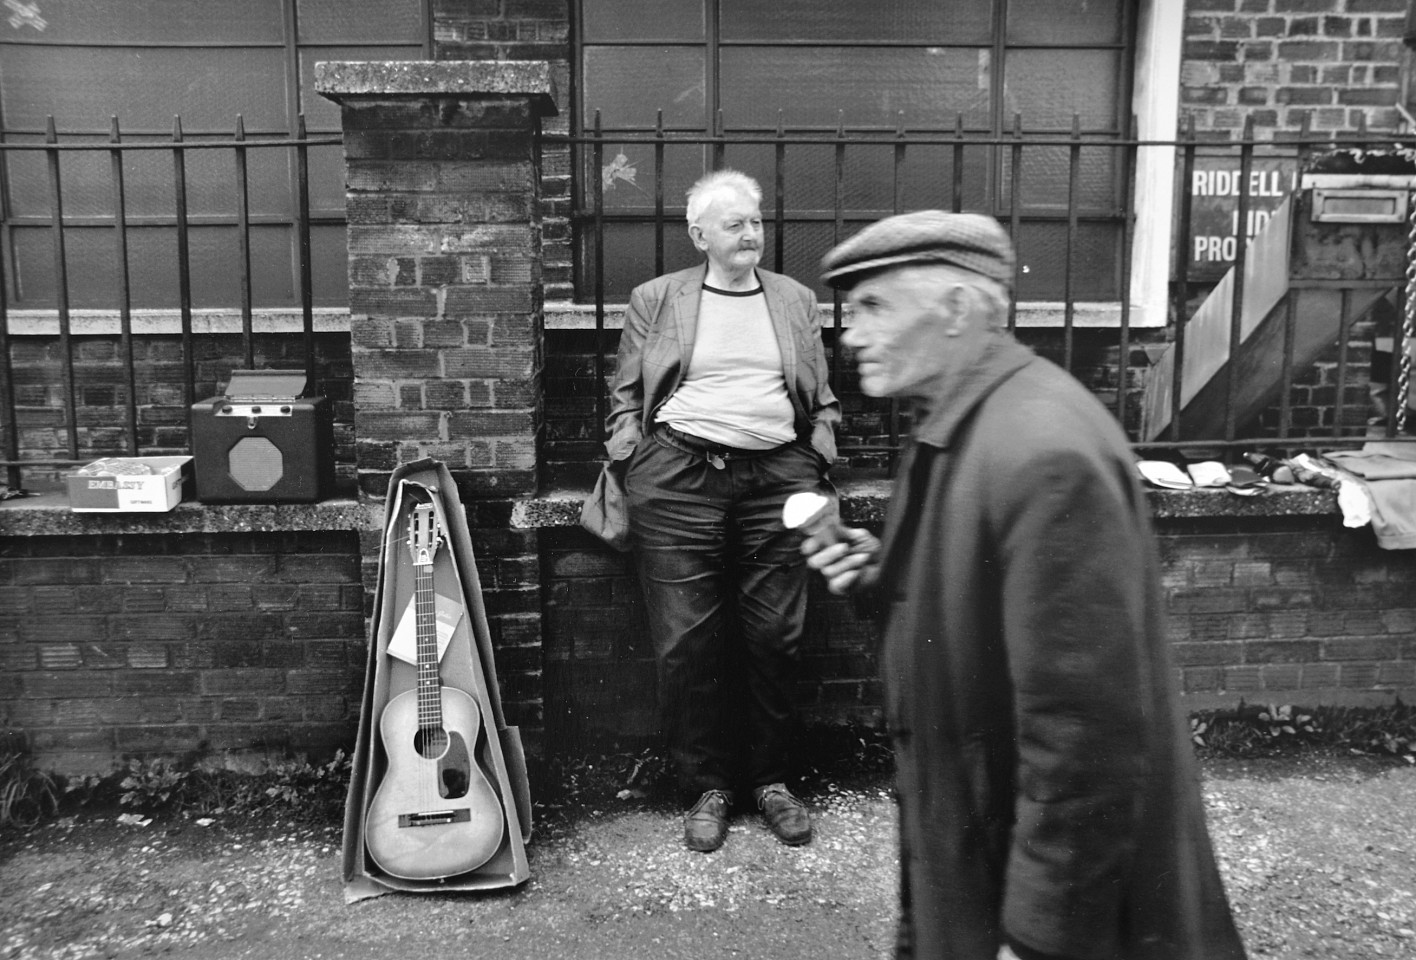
[{"x1": 603, "y1": 169, "x2": 840, "y2": 852}]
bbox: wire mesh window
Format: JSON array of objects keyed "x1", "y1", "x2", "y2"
[
  {"x1": 573, "y1": 0, "x2": 1136, "y2": 301},
  {"x1": 0, "y1": 0, "x2": 429, "y2": 310}
]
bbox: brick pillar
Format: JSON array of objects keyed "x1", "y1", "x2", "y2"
[
  {"x1": 314, "y1": 61, "x2": 556, "y2": 500},
  {"x1": 315, "y1": 62, "x2": 556, "y2": 746}
]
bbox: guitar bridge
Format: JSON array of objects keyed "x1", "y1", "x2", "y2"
[{"x1": 397, "y1": 808, "x2": 472, "y2": 828}]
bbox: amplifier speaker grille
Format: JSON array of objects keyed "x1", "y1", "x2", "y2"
[{"x1": 228, "y1": 437, "x2": 284, "y2": 491}]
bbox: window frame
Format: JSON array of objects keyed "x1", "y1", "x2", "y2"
[
  {"x1": 567, "y1": 0, "x2": 1181, "y2": 328},
  {"x1": 0, "y1": 0, "x2": 432, "y2": 312}
]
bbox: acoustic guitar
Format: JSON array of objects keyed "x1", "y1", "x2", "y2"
[{"x1": 365, "y1": 498, "x2": 505, "y2": 879}]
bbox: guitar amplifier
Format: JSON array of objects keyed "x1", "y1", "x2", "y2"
[{"x1": 191, "y1": 369, "x2": 334, "y2": 503}]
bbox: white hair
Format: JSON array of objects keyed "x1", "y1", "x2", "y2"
[
  {"x1": 929, "y1": 264, "x2": 1011, "y2": 329},
  {"x1": 685, "y1": 169, "x2": 762, "y2": 228},
  {"x1": 968, "y1": 275, "x2": 1012, "y2": 329}
]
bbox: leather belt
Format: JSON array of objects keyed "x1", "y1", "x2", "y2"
[{"x1": 656, "y1": 425, "x2": 790, "y2": 469}]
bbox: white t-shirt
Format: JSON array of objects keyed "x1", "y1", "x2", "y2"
[{"x1": 656, "y1": 283, "x2": 795, "y2": 450}]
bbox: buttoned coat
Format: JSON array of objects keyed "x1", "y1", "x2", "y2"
[
  {"x1": 604, "y1": 265, "x2": 840, "y2": 464},
  {"x1": 879, "y1": 336, "x2": 1246, "y2": 960}
]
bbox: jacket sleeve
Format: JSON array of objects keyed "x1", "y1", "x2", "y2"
[
  {"x1": 992, "y1": 449, "x2": 1152, "y2": 960},
  {"x1": 802, "y1": 289, "x2": 841, "y2": 464},
  {"x1": 605, "y1": 283, "x2": 653, "y2": 462}
]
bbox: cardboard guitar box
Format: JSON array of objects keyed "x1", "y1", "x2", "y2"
[{"x1": 342, "y1": 459, "x2": 531, "y2": 902}]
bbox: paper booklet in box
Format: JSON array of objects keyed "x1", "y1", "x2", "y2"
[
  {"x1": 66, "y1": 456, "x2": 192, "y2": 512},
  {"x1": 342, "y1": 459, "x2": 531, "y2": 902}
]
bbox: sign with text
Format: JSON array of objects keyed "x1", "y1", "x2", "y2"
[{"x1": 1183, "y1": 156, "x2": 1298, "y2": 281}]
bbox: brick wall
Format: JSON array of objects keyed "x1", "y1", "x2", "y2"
[
  {"x1": 540, "y1": 526, "x2": 881, "y2": 752},
  {"x1": 0, "y1": 494, "x2": 548, "y2": 777},
  {"x1": 1161, "y1": 515, "x2": 1416, "y2": 705},
  {"x1": 542, "y1": 512, "x2": 1416, "y2": 754},
  {"x1": 6, "y1": 503, "x2": 1412, "y2": 772},
  {"x1": 1183, "y1": 0, "x2": 1410, "y2": 137},
  {"x1": 457, "y1": 499, "x2": 546, "y2": 748},
  {"x1": 0, "y1": 531, "x2": 366, "y2": 773}
]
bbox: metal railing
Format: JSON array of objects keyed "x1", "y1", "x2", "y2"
[
  {"x1": 0, "y1": 115, "x2": 340, "y2": 490},
  {"x1": 558, "y1": 112, "x2": 1416, "y2": 472},
  {"x1": 5, "y1": 111, "x2": 1415, "y2": 492}
]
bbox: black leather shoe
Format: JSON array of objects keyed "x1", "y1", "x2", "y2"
[
  {"x1": 755, "y1": 783, "x2": 812, "y2": 845},
  {"x1": 684, "y1": 789, "x2": 732, "y2": 852}
]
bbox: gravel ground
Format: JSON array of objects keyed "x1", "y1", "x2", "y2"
[
  {"x1": 0, "y1": 753, "x2": 1412, "y2": 960},
  {"x1": 1202, "y1": 755, "x2": 1416, "y2": 958}
]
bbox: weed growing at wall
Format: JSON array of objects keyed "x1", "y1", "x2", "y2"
[
  {"x1": 1190, "y1": 700, "x2": 1415, "y2": 763},
  {"x1": 0, "y1": 752, "x2": 58, "y2": 828},
  {"x1": 0, "y1": 748, "x2": 354, "y2": 833},
  {"x1": 119, "y1": 757, "x2": 188, "y2": 811},
  {"x1": 112, "y1": 750, "x2": 353, "y2": 819}
]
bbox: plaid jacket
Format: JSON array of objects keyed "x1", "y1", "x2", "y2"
[{"x1": 604, "y1": 264, "x2": 840, "y2": 466}]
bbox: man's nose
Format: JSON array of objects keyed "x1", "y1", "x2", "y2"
[{"x1": 841, "y1": 324, "x2": 865, "y2": 348}]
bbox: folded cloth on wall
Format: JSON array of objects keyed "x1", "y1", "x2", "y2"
[
  {"x1": 1321, "y1": 443, "x2": 1416, "y2": 549},
  {"x1": 1323, "y1": 441, "x2": 1416, "y2": 480},
  {"x1": 1355, "y1": 477, "x2": 1416, "y2": 549}
]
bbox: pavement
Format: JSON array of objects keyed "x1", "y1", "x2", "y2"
[
  {"x1": 3, "y1": 756, "x2": 1415, "y2": 960},
  {"x1": 0, "y1": 779, "x2": 898, "y2": 960}
]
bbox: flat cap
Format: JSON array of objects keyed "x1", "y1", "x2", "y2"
[{"x1": 820, "y1": 210, "x2": 1015, "y2": 289}]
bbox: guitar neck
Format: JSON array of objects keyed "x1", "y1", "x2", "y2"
[{"x1": 414, "y1": 561, "x2": 443, "y2": 730}]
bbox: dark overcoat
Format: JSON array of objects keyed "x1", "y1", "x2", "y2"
[{"x1": 878, "y1": 336, "x2": 1247, "y2": 960}]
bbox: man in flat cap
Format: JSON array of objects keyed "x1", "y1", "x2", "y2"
[{"x1": 802, "y1": 211, "x2": 1247, "y2": 960}]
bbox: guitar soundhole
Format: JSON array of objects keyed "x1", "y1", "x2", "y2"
[
  {"x1": 414, "y1": 727, "x2": 447, "y2": 759},
  {"x1": 412, "y1": 728, "x2": 472, "y2": 800}
]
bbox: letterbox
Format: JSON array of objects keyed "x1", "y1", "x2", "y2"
[{"x1": 191, "y1": 369, "x2": 333, "y2": 503}]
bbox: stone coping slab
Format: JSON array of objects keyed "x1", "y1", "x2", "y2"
[
  {"x1": 509, "y1": 480, "x2": 1340, "y2": 530},
  {"x1": 1, "y1": 481, "x2": 1339, "y2": 538},
  {"x1": 314, "y1": 60, "x2": 557, "y2": 115},
  {"x1": 0, "y1": 492, "x2": 379, "y2": 537}
]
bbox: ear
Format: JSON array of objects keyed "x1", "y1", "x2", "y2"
[
  {"x1": 941, "y1": 283, "x2": 972, "y2": 337},
  {"x1": 688, "y1": 224, "x2": 708, "y2": 251}
]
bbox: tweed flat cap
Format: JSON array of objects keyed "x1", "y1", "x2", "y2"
[{"x1": 820, "y1": 210, "x2": 1016, "y2": 289}]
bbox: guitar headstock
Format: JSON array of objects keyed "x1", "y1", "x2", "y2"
[{"x1": 407, "y1": 502, "x2": 442, "y2": 567}]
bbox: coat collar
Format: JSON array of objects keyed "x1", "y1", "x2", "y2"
[
  {"x1": 668, "y1": 265, "x2": 708, "y2": 348},
  {"x1": 910, "y1": 335, "x2": 1037, "y2": 450}
]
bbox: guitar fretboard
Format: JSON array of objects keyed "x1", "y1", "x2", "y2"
[{"x1": 414, "y1": 558, "x2": 444, "y2": 733}]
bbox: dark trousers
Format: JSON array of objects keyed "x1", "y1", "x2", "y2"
[{"x1": 625, "y1": 427, "x2": 825, "y2": 802}]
